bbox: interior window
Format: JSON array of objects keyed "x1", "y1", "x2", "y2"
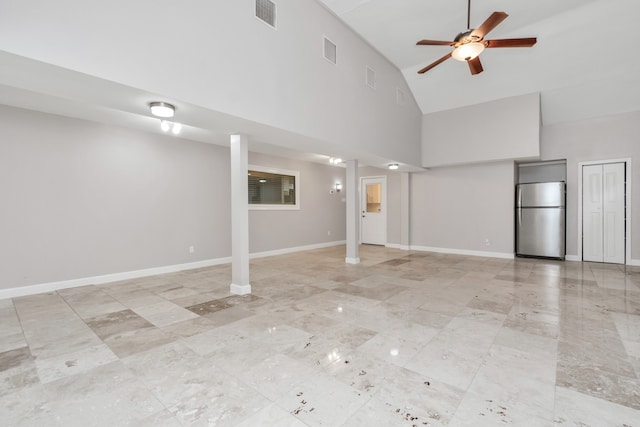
[{"x1": 248, "y1": 166, "x2": 300, "y2": 210}]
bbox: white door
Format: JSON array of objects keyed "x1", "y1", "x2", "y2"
[
  {"x1": 582, "y1": 162, "x2": 625, "y2": 263},
  {"x1": 361, "y1": 177, "x2": 386, "y2": 245},
  {"x1": 583, "y1": 165, "x2": 603, "y2": 262}
]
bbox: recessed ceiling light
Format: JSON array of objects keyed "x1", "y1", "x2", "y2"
[
  {"x1": 388, "y1": 163, "x2": 399, "y2": 170},
  {"x1": 149, "y1": 102, "x2": 175, "y2": 118}
]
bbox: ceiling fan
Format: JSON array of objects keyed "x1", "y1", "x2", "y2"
[{"x1": 416, "y1": 0, "x2": 536, "y2": 75}]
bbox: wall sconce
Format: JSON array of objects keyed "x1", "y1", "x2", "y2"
[{"x1": 335, "y1": 183, "x2": 342, "y2": 192}]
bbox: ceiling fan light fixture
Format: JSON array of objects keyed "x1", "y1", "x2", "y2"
[{"x1": 451, "y1": 42, "x2": 485, "y2": 61}]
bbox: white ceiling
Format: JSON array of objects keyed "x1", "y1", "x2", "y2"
[
  {"x1": 1, "y1": 0, "x2": 638, "y2": 171},
  {"x1": 317, "y1": 0, "x2": 640, "y2": 124}
]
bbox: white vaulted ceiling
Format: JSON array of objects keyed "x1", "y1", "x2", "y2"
[{"x1": 317, "y1": 0, "x2": 640, "y2": 125}]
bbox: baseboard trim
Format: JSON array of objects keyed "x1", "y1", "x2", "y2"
[
  {"x1": 230, "y1": 283, "x2": 252, "y2": 295},
  {"x1": 629, "y1": 259, "x2": 640, "y2": 267},
  {"x1": 385, "y1": 243, "x2": 410, "y2": 250},
  {"x1": 410, "y1": 245, "x2": 515, "y2": 260},
  {"x1": 0, "y1": 257, "x2": 232, "y2": 300},
  {"x1": 249, "y1": 240, "x2": 345, "y2": 260},
  {"x1": 565, "y1": 255, "x2": 580, "y2": 262},
  {"x1": 345, "y1": 257, "x2": 361, "y2": 265},
  {"x1": 0, "y1": 240, "x2": 347, "y2": 300}
]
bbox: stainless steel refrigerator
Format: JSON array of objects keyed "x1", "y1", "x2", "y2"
[{"x1": 515, "y1": 182, "x2": 566, "y2": 259}]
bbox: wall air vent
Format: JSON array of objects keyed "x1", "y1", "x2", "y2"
[
  {"x1": 396, "y1": 88, "x2": 406, "y2": 105},
  {"x1": 366, "y1": 66, "x2": 376, "y2": 89},
  {"x1": 256, "y1": 0, "x2": 276, "y2": 28},
  {"x1": 323, "y1": 37, "x2": 337, "y2": 64}
]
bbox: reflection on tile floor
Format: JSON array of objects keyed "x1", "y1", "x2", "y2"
[{"x1": 2, "y1": 245, "x2": 640, "y2": 426}]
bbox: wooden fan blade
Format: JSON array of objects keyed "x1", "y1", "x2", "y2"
[
  {"x1": 417, "y1": 52, "x2": 452, "y2": 74},
  {"x1": 486, "y1": 38, "x2": 537, "y2": 48},
  {"x1": 468, "y1": 57, "x2": 483, "y2": 75},
  {"x1": 471, "y1": 11, "x2": 508, "y2": 39},
  {"x1": 416, "y1": 39, "x2": 455, "y2": 46}
]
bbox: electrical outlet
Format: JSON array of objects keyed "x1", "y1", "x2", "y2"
[
  {"x1": 327, "y1": 230, "x2": 331, "y2": 236},
  {"x1": 484, "y1": 238, "x2": 490, "y2": 246},
  {"x1": 189, "y1": 246, "x2": 195, "y2": 253}
]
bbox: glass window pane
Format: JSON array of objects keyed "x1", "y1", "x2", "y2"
[
  {"x1": 248, "y1": 170, "x2": 296, "y2": 205},
  {"x1": 366, "y1": 183, "x2": 381, "y2": 212}
]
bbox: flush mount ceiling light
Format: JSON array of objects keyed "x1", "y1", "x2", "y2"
[
  {"x1": 329, "y1": 157, "x2": 343, "y2": 165},
  {"x1": 388, "y1": 163, "x2": 399, "y2": 170},
  {"x1": 149, "y1": 102, "x2": 175, "y2": 118}
]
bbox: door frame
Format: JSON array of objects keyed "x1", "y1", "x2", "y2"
[
  {"x1": 577, "y1": 158, "x2": 632, "y2": 264},
  {"x1": 360, "y1": 175, "x2": 387, "y2": 245}
]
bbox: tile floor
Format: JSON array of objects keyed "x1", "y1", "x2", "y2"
[{"x1": 1, "y1": 245, "x2": 640, "y2": 426}]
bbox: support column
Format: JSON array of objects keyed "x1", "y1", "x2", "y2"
[
  {"x1": 230, "y1": 134, "x2": 251, "y2": 295},
  {"x1": 345, "y1": 159, "x2": 360, "y2": 264},
  {"x1": 400, "y1": 172, "x2": 411, "y2": 250}
]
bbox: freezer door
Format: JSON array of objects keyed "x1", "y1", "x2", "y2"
[
  {"x1": 516, "y1": 182, "x2": 565, "y2": 208},
  {"x1": 516, "y1": 207, "x2": 565, "y2": 258}
]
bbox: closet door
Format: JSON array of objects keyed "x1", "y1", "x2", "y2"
[
  {"x1": 582, "y1": 162, "x2": 625, "y2": 263},
  {"x1": 602, "y1": 163, "x2": 625, "y2": 264},
  {"x1": 583, "y1": 165, "x2": 603, "y2": 262}
]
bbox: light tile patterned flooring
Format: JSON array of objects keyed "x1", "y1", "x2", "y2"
[{"x1": 1, "y1": 245, "x2": 640, "y2": 426}]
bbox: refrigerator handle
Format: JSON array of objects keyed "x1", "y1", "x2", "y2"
[
  {"x1": 517, "y1": 186, "x2": 522, "y2": 208},
  {"x1": 517, "y1": 207, "x2": 521, "y2": 227}
]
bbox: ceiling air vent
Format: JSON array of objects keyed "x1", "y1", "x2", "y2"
[
  {"x1": 366, "y1": 66, "x2": 376, "y2": 89},
  {"x1": 256, "y1": 0, "x2": 276, "y2": 28},
  {"x1": 396, "y1": 88, "x2": 406, "y2": 105},
  {"x1": 324, "y1": 37, "x2": 337, "y2": 64}
]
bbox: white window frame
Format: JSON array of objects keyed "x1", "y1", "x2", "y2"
[{"x1": 248, "y1": 165, "x2": 300, "y2": 211}]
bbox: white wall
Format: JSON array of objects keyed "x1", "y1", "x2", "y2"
[
  {"x1": 0, "y1": 0, "x2": 422, "y2": 166},
  {"x1": 411, "y1": 109, "x2": 640, "y2": 263},
  {"x1": 0, "y1": 106, "x2": 231, "y2": 289},
  {"x1": 541, "y1": 110, "x2": 640, "y2": 261},
  {"x1": 248, "y1": 152, "x2": 346, "y2": 253},
  {"x1": 422, "y1": 93, "x2": 540, "y2": 167},
  {"x1": 0, "y1": 105, "x2": 347, "y2": 291},
  {"x1": 410, "y1": 161, "x2": 515, "y2": 256}
]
